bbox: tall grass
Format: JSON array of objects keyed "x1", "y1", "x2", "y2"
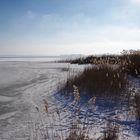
[
  {"x1": 69, "y1": 50, "x2": 140, "y2": 77},
  {"x1": 133, "y1": 94, "x2": 140, "y2": 120},
  {"x1": 66, "y1": 131, "x2": 89, "y2": 140},
  {"x1": 31, "y1": 86, "x2": 96, "y2": 140},
  {"x1": 31, "y1": 77, "x2": 134, "y2": 140},
  {"x1": 102, "y1": 121, "x2": 119, "y2": 140},
  {"x1": 124, "y1": 51, "x2": 140, "y2": 77},
  {"x1": 29, "y1": 51, "x2": 140, "y2": 139},
  {"x1": 63, "y1": 64, "x2": 128, "y2": 96}
]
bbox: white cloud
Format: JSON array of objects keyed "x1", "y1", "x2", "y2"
[
  {"x1": 1, "y1": 8, "x2": 140, "y2": 55},
  {"x1": 129, "y1": 0, "x2": 140, "y2": 5},
  {"x1": 1, "y1": 24, "x2": 140, "y2": 55}
]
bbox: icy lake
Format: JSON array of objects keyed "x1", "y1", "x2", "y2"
[
  {"x1": 0, "y1": 59, "x2": 140, "y2": 140},
  {"x1": 0, "y1": 60, "x2": 66, "y2": 138},
  {"x1": 0, "y1": 58, "x2": 86, "y2": 140}
]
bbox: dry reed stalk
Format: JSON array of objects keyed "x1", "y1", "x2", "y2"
[
  {"x1": 56, "y1": 108, "x2": 64, "y2": 140},
  {"x1": 31, "y1": 99, "x2": 48, "y2": 139},
  {"x1": 43, "y1": 99, "x2": 56, "y2": 140}
]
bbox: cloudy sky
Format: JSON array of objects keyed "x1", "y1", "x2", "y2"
[{"x1": 0, "y1": 0, "x2": 140, "y2": 55}]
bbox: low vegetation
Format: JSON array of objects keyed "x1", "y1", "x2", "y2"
[
  {"x1": 32, "y1": 85, "x2": 124, "y2": 140},
  {"x1": 53, "y1": 50, "x2": 140, "y2": 139},
  {"x1": 134, "y1": 94, "x2": 140, "y2": 120},
  {"x1": 102, "y1": 121, "x2": 119, "y2": 140},
  {"x1": 123, "y1": 50, "x2": 140, "y2": 77},
  {"x1": 61, "y1": 49, "x2": 140, "y2": 77},
  {"x1": 32, "y1": 49, "x2": 140, "y2": 139},
  {"x1": 63, "y1": 64, "x2": 128, "y2": 97}
]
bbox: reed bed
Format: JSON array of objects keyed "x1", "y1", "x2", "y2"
[
  {"x1": 31, "y1": 85, "x2": 97, "y2": 140},
  {"x1": 133, "y1": 94, "x2": 140, "y2": 120},
  {"x1": 102, "y1": 121, "x2": 119, "y2": 140},
  {"x1": 124, "y1": 51, "x2": 140, "y2": 77},
  {"x1": 62, "y1": 49, "x2": 140, "y2": 78},
  {"x1": 31, "y1": 81, "x2": 140, "y2": 140},
  {"x1": 63, "y1": 64, "x2": 128, "y2": 97},
  {"x1": 30, "y1": 50, "x2": 140, "y2": 139}
]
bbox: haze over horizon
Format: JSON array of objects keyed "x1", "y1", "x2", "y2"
[{"x1": 0, "y1": 0, "x2": 140, "y2": 56}]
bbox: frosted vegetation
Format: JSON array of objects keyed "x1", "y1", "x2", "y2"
[
  {"x1": 0, "y1": 50, "x2": 140, "y2": 140},
  {"x1": 56, "y1": 50, "x2": 140, "y2": 140}
]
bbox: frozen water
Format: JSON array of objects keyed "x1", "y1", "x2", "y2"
[
  {"x1": 0, "y1": 61, "x2": 140, "y2": 140},
  {"x1": 0, "y1": 61, "x2": 85, "y2": 139}
]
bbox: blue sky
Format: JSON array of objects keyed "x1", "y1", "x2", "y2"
[{"x1": 0, "y1": 0, "x2": 140, "y2": 55}]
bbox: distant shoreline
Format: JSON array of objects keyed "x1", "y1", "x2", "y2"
[
  {"x1": 0, "y1": 56, "x2": 59, "y2": 58},
  {"x1": 0, "y1": 56, "x2": 61, "y2": 62}
]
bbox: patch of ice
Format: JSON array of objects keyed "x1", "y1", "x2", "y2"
[
  {"x1": 0, "y1": 111, "x2": 17, "y2": 120},
  {"x1": 0, "y1": 95, "x2": 13, "y2": 102}
]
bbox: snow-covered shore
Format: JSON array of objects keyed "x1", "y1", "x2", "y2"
[
  {"x1": 0, "y1": 61, "x2": 140, "y2": 140},
  {"x1": 0, "y1": 61, "x2": 85, "y2": 140}
]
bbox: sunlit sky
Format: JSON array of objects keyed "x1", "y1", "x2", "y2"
[{"x1": 0, "y1": 0, "x2": 140, "y2": 55}]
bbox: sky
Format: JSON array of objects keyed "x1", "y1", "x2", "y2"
[{"x1": 0, "y1": 0, "x2": 140, "y2": 56}]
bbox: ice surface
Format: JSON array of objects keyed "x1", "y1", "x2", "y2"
[
  {"x1": 0, "y1": 95, "x2": 13, "y2": 102},
  {"x1": 0, "y1": 61, "x2": 140, "y2": 140},
  {"x1": 0, "y1": 61, "x2": 85, "y2": 139}
]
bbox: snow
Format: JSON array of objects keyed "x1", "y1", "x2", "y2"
[
  {"x1": 0, "y1": 96, "x2": 13, "y2": 102},
  {"x1": 0, "y1": 61, "x2": 85, "y2": 140},
  {"x1": 0, "y1": 61, "x2": 140, "y2": 140}
]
